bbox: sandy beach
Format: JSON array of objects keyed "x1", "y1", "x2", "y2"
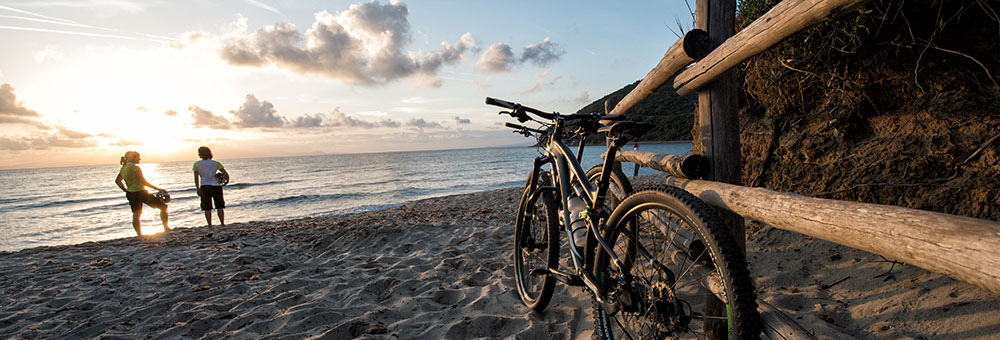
[{"x1": 2, "y1": 181, "x2": 999, "y2": 339}]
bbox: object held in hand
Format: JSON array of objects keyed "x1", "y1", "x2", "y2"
[
  {"x1": 216, "y1": 172, "x2": 229, "y2": 186},
  {"x1": 155, "y1": 190, "x2": 171, "y2": 203}
]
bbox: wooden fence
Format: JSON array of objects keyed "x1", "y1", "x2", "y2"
[{"x1": 609, "y1": 0, "x2": 1000, "y2": 338}]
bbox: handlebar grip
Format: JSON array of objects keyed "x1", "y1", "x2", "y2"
[
  {"x1": 485, "y1": 97, "x2": 516, "y2": 109},
  {"x1": 504, "y1": 122, "x2": 522, "y2": 129}
]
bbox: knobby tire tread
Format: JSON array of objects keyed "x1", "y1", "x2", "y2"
[
  {"x1": 513, "y1": 176, "x2": 560, "y2": 312},
  {"x1": 593, "y1": 184, "x2": 762, "y2": 339}
]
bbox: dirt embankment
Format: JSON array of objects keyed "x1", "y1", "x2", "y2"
[{"x1": 737, "y1": 0, "x2": 1000, "y2": 221}]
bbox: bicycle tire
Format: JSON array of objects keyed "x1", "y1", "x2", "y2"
[
  {"x1": 592, "y1": 185, "x2": 761, "y2": 339},
  {"x1": 586, "y1": 164, "x2": 633, "y2": 210},
  {"x1": 513, "y1": 172, "x2": 560, "y2": 312}
]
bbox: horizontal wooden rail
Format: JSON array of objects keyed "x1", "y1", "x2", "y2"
[
  {"x1": 673, "y1": 0, "x2": 871, "y2": 95},
  {"x1": 609, "y1": 29, "x2": 713, "y2": 115},
  {"x1": 663, "y1": 176, "x2": 1000, "y2": 295},
  {"x1": 607, "y1": 150, "x2": 708, "y2": 179}
]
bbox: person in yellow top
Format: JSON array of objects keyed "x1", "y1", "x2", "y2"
[{"x1": 114, "y1": 151, "x2": 169, "y2": 236}]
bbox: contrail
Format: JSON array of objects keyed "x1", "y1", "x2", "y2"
[
  {"x1": 0, "y1": 25, "x2": 146, "y2": 41},
  {"x1": 0, "y1": 4, "x2": 75, "y2": 24},
  {"x1": 0, "y1": 6, "x2": 175, "y2": 43},
  {"x1": 0, "y1": 14, "x2": 107, "y2": 30},
  {"x1": 245, "y1": 0, "x2": 281, "y2": 14}
]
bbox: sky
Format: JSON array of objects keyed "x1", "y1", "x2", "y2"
[{"x1": 0, "y1": 0, "x2": 694, "y2": 169}]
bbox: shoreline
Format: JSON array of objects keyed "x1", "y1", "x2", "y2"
[{"x1": 2, "y1": 183, "x2": 998, "y2": 339}]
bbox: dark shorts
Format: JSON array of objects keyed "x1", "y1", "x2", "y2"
[
  {"x1": 126, "y1": 190, "x2": 166, "y2": 213},
  {"x1": 200, "y1": 185, "x2": 225, "y2": 211}
]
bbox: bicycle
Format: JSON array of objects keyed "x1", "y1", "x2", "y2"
[{"x1": 487, "y1": 97, "x2": 761, "y2": 339}]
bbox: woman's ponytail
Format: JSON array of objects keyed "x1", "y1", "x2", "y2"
[{"x1": 120, "y1": 156, "x2": 127, "y2": 165}]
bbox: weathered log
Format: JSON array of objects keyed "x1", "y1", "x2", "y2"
[
  {"x1": 609, "y1": 29, "x2": 713, "y2": 115},
  {"x1": 758, "y1": 300, "x2": 818, "y2": 340},
  {"x1": 664, "y1": 176, "x2": 1000, "y2": 295},
  {"x1": 605, "y1": 150, "x2": 708, "y2": 179},
  {"x1": 674, "y1": 0, "x2": 871, "y2": 95}
]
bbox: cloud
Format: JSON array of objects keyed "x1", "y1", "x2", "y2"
[
  {"x1": 0, "y1": 128, "x2": 96, "y2": 151},
  {"x1": 164, "y1": 110, "x2": 177, "y2": 116},
  {"x1": 189, "y1": 105, "x2": 232, "y2": 129},
  {"x1": 454, "y1": 116, "x2": 470, "y2": 124},
  {"x1": 135, "y1": 106, "x2": 148, "y2": 112},
  {"x1": 406, "y1": 118, "x2": 443, "y2": 129},
  {"x1": 524, "y1": 71, "x2": 562, "y2": 94},
  {"x1": 33, "y1": 46, "x2": 65, "y2": 63},
  {"x1": 326, "y1": 108, "x2": 399, "y2": 128},
  {"x1": 575, "y1": 91, "x2": 590, "y2": 103},
  {"x1": 477, "y1": 43, "x2": 515, "y2": 73},
  {"x1": 58, "y1": 128, "x2": 91, "y2": 139},
  {"x1": 520, "y1": 38, "x2": 563, "y2": 67},
  {"x1": 0, "y1": 83, "x2": 40, "y2": 117},
  {"x1": 218, "y1": 1, "x2": 476, "y2": 85},
  {"x1": 477, "y1": 37, "x2": 563, "y2": 73},
  {"x1": 230, "y1": 94, "x2": 286, "y2": 128},
  {"x1": 290, "y1": 113, "x2": 325, "y2": 127}
]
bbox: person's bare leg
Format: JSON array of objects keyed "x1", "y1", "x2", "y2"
[
  {"x1": 204, "y1": 210, "x2": 213, "y2": 226},
  {"x1": 218, "y1": 209, "x2": 225, "y2": 226},
  {"x1": 132, "y1": 212, "x2": 142, "y2": 236},
  {"x1": 160, "y1": 208, "x2": 170, "y2": 231}
]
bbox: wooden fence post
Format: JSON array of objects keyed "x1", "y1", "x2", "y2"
[{"x1": 696, "y1": 0, "x2": 742, "y2": 338}]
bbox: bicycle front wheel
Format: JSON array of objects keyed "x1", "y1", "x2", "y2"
[
  {"x1": 513, "y1": 172, "x2": 560, "y2": 312},
  {"x1": 593, "y1": 185, "x2": 761, "y2": 339}
]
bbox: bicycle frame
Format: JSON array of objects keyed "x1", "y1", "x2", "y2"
[{"x1": 522, "y1": 118, "x2": 632, "y2": 304}]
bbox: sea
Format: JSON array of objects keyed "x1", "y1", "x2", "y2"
[{"x1": 0, "y1": 143, "x2": 691, "y2": 252}]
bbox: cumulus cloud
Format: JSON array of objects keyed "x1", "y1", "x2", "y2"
[
  {"x1": 219, "y1": 1, "x2": 476, "y2": 85},
  {"x1": 454, "y1": 116, "x2": 470, "y2": 124},
  {"x1": 1, "y1": 83, "x2": 40, "y2": 118},
  {"x1": 477, "y1": 38, "x2": 564, "y2": 73},
  {"x1": 290, "y1": 113, "x2": 325, "y2": 127},
  {"x1": 0, "y1": 83, "x2": 49, "y2": 129},
  {"x1": 521, "y1": 38, "x2": 563, "y2": 67},
  {"x1": 164, "y1": 110, "x2": 177, "y2": 116},
  {"x1": 575, "y1": 91, "x2": 590, "y2": 103},
  {"x1": 406, "y1": 118, "x2": 443, "y2": 129},
  {"x1": 230, "y1": 94, "x2": 286, "y2": 128},
  {"x1": 189, "y1": 105, "x2": 232, "y2": 129},
  {"x1": 326, "y1": 108, "x2": 399, "y2": 128},
  {"x1": 477, "y1": 43, "x2": 515, "y2": 73}
]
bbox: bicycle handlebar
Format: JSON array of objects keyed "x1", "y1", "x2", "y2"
[{"x1": 486, "y1": 97, "x2": 599, "y2": 122}]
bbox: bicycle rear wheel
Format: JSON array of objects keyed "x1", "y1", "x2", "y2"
[
  {"x1": 513, "y1": 172, "x2": 560, "y2": 312},
  {"x1": 586, "y1": 163, "x2": 632, "y2": 210},
  {"x1": 593, "y1": 185, "x2": 761, "y2": 339}
]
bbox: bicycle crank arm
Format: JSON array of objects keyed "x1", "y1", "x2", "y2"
[{"x1": 545, "y1": 268, "x2": 585, "y2": 286}]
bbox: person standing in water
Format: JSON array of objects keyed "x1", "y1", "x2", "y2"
[
  {"x1": 193, "y1": 146, "x2": 229, "y2": 226},
  {"x1": 114, "y1": 151, "x2": 169, "y2": 236}
]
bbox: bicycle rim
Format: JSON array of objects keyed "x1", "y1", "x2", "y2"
[
  {"x1": 593, "y1": 185, "x2": 760, "y2": 339},
  {"x1": 513, "y1": 183, "x2": 559, "y2": 312}
]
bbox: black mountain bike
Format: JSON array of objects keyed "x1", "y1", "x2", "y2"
[{"x1": 488, "y1": 97, "x2": 761, "y2": 339}]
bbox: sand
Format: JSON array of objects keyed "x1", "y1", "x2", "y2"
[{"x1": 1, "y1": 183, "x2": 999, "y2": 339}]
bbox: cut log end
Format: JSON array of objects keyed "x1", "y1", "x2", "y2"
[{"x1": 683, "y1": 29, "x2": 715, "y2": 60}]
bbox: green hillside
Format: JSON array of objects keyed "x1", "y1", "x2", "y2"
[{"x1": 576, "y1": 79, "x2": 696, "y2": 141}]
